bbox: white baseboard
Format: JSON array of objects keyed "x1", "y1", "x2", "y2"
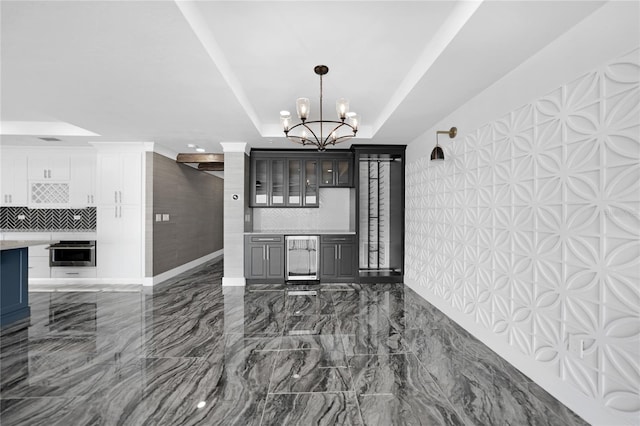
[
  {"x1": 150, "y1": 249, "x2": 223, "y2": 286},
  {"x1": 222, "y1": 276, "x2": 246, "y2": 287}
]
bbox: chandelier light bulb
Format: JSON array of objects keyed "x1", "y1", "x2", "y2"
[
  {"x1": 349, "y1": 114, "x2": 359, "y2": 132},
  {"x1": 296, "y1": 98, "x2": 310, "y2": 121},
  {"x1": 280, "y1": 111, "x2": 291, "y2": 132},
  {"x1": 336, "y1": 98, "x2": 349, "y2": 120}
]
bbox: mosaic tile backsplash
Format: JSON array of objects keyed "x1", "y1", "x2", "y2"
[{"x1": 0, "y1": 207, "x2": 97, "y2": 231}]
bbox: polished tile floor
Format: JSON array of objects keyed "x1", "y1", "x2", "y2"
[{"x1": 0, "y1": 259, "x2": 587, "y2": 425}]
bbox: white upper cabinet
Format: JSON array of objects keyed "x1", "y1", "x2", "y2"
[
  {"x1": 97, "y1": 152, "x2": 142, "y2": 206},
  {"x1": 69, "y1": 153, "x2": 97, "y2": 206},
  {"x1": 0, "y1": 149, "x2": 28, "y2": 206},
  {"x1": 28, "y1": 154, "x2": 70, "y2": 180}
]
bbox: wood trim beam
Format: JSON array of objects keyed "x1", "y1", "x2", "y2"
[
  {"x1": 197, "y1": 163, "x2": 224, "y2": 171},
  {"x1": 176, "y1": 153, "x2": 224, "y2": 163}
]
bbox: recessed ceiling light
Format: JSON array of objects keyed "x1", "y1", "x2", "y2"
[
  {"x1": 187, "y1": 143, "x2": 196, "y2": 148},
  {"x1": 196, "y1": 148, "x2": 205, "y2": 153},
  {"x1": 196, "y1": 401, "x2": 206, "y2": 409}
]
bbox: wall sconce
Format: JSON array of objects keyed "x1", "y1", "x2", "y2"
[{"x1": 431, "y1": 127, "x2": 457, "y2": 161}]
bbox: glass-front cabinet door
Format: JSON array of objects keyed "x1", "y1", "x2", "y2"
[
  {"x1": 321, "y1": 160, "x2": 334, "y2": 185},
  {"x1": 270, "y1": 160, "x2": 285, "y2": 205},
  {"x1": 336, "y1": 159, "x2": 351, "y2": 186},
  {"x1": 287, "y1": 159, "x2": 302, "y2": 206},
  {"x1": 304, "y1": 159, "x2": 318, "y2": 206},
  {"x1": 252, "y1": 158, "x2": 268, "y2": 206}
]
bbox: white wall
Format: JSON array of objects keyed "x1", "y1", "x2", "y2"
[{"x1": 405, "y1": 2, "x2": 639, "y2": 425}]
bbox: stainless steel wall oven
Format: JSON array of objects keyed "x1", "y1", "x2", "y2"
[{"x1": 47, "y1": 241, "x2": 96, "y2": 267}]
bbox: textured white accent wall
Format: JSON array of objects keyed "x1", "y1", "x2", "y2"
[
  {"x1": 406, "y1": 47, "x2": 639, "y2": 425},
  {"x1": 253, "y1": 188, "x2": 353, "y2": 231}
]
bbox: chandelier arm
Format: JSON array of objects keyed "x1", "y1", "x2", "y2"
[{"x1": 325, "y1": 122, "x2": 358, "y2": 143}]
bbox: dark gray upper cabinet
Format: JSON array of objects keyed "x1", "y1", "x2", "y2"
[
  {"x1": 250, "y1": 150, "x2": 352, "y2": 208},
  {"x1": 320, "y1": 154, "x2": 353, "y2": 187}
]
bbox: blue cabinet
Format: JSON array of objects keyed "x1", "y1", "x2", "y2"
[{"x1": 0, "y1": 247, "x2": 30, "y2": 326}]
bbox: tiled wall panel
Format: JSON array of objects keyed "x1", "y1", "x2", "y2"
[
  {"x1": 0, "y1": 207, "x2": 97, "y2": 231},
  {"x1": 405, "y1": 48, "x2": 640, "y2": 422}
]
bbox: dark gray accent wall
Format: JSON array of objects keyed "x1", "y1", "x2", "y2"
[{"x1": 152, "y1": 153, "x2": 223, "y2": 275}]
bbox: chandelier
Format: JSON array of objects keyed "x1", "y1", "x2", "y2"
[{"x1": 280, "y1": 65, "x2": 359, "y2": 151}]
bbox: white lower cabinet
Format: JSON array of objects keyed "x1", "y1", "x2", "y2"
[
  {"x1": 97, "y1": 205, "x2": 142, "y2": 279},
  {"x1": 51, "y1": 267, "x2": 97, "y2": 279},
  {"x1": 27, "y1": 245, "x2": 51, "y2": 278}
]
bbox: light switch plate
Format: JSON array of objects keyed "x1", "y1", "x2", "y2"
[
  {"x1": 73, "y1": 215, "x2": 82, "y2": 220},
  {"x1": 155, "y1": 214, "x2": 162, "y2": 222},
  {"x1": 17, "y1": 214, "x2": 26, "y2": 220},
  {"x1": 162, "y1": 214, "x2": 170, "y2": 221}
]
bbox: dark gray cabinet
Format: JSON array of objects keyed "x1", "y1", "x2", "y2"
[
  {"x1": 250, "y1": 150, "x2": 353, "y2": 207},
  {"x1": 244, "y1": 235, "x2": 284, "y2": 282},
  {"x1": 250, "y1": 154, "x2": 319, "y2": 207},
  {"x1": 251, "y1": 158, "x2": 286, "y2": 207},
  {"x1": 320, "y1": 154, "x2": 353, "y2": 187},
  {"x1": 320, "y1": 234, "x2": 356, "y2": 282}
]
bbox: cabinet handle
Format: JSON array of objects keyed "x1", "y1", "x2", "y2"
[
  {"x1": 48, "y1": 170, "x2": 52, "y2": 178},
  {"x1": 87, "y1": 195, "x2": 90, "y2": 204},
  {"x1": 119, "y1": 206, "x2": 122, "y2": 218},
  {"x1": 9, "y1": 195, "x2": 12, "y2": 203},
  {"x1": 266, "y1": 246, "x2": 269, "y2": 261},
  {"x1": 115, "y1": 206, "x2": 117, "y2": 218},
  {"x1": 339, "y1": 245, "x2": 342, "y2": 259},
  {"x1": 91, "y1": 195, "x2": 94, "y2": 204},
  {"x1": 119, "y1": 191, "x2": 122, "y2": 203},
  {"x1": 44, "y1": 169, "x2": 47, "y2": 178},
  {"x1": 65, "y1": 272, "x2": 80, "y2": 275}
]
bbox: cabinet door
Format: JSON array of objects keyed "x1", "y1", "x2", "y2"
[
  {"x1": 252, "y1": 158, "x2": 269, "y2": 206},
  {"x1": 97, "y1": 154, "x2": 122, "y2": 205},
  {"x1": 120, "y1": 153, "x2": 142, "y2": 205},
  {"x1": 69, "y1": 154, "x2": 96, "y2": 206},
  {"x1": 270, "y1": 160, "x2": 285, "y2": 206},
  {"x1": 97, "y1": 205, "x2": 141, "y2": 278},
  {"x1": 266, "y1": 244, "x2": 284, "y2": 279},
  {"x1": 337, "y1": 243, "x2": 356, "y2": 278},
  {"x1": 336, "y1": 159, "x2": 351, "y2": 187},
  {"x1": 1, "y1": 151, "x2": 28, "y2": 206},
  {"x1": 320, "y1": 244, "x2": 338, "y2": 278},
  {"x1": 246, "y1": 244, "x2": 266, "y2": 279},
  {"x1": 287, "y1": 159, "x2": 302, "y2": 206},
  {"x1": 303, "y1": 159, "x2": 318, "y2": 206},
  {"x1": 321, "y1": 160, "x2": 334, "y2": 186}
]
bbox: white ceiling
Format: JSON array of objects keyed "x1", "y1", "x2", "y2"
[{"x1": 0, "y1": 0, "x2": 606, "y2": 154}]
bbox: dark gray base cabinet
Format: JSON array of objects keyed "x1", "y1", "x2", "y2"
[
  {"x1": 319, "y1": 235, "x2": 356, "y2": 282},
  {"x1": 244, "y1": 235, "x2": 284, "y2": 283}
]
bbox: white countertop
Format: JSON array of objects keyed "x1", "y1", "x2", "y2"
[
  {"x1": 1, "y1": 232, "x2": 96, "y2": 241},
  {"x1": 1, "y1": 240, "x2": 57, "y2": 251},
  {"x1": 246, "y1": 230, "x2": 356, "y2": 235}
]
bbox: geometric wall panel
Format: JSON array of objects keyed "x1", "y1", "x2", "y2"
[{"x1": 405, "y1": 47, "x2": 640, "y2": 422}]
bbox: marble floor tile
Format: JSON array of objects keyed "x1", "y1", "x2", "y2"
[
  {"x1": 270, "y1": 349, "x2": 353, "y2": 393},
  {"x1": 285, "y1": 291, "x2": 335, "y2": 315},
  {"x1": 262, "y1": 392, "x2": 362, "y2": 426},
  {"x1": 0, "y1": 258, "x2": 588, "y2": 425}
]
